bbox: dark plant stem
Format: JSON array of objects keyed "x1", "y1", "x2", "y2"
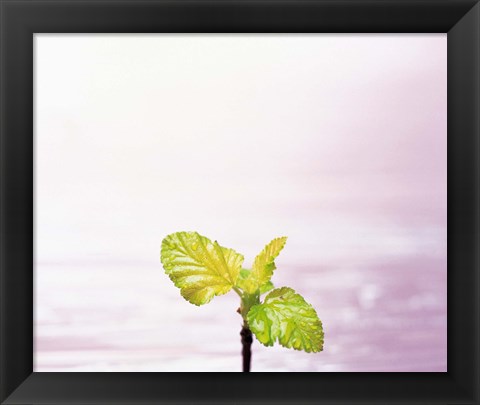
[{"x1": 240, "y1": 325, "x2": 253, "y2": 372}]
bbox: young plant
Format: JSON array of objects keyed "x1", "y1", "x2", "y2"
[{"x1": 160, "y1": 231, "x2": 324, "y2": 371}]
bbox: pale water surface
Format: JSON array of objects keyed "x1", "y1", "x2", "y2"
[{"x1": 35, "y1": 251, "x2": 446, "y2": 372}]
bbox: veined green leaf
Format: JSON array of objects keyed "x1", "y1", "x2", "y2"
[
  {"x1": 238, "y1": 237, "x2": 287, "y2": 294},
  {"x1": 237, "y1": 269, "x2": 275, "y2": 295},
  {"x1": 161, "y1": 231, "x2": 244, "y2": 306},
  {"x1": 259, "y1": 280, "x2": 275, "y2": 295},
  {"x1": 235, "y1": 268, "x2": 251, "y2": 292},
  {"x1": 247, "y1": 287, "x2": 324, "y2": 353}
]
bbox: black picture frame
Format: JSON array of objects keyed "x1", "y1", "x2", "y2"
[{"x1": 1, "y1": 0, "x2": 479, "y2": 404}]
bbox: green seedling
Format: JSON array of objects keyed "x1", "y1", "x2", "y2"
[{"x1": 160, "y1": 231, "x2": 324, "y2": 371}]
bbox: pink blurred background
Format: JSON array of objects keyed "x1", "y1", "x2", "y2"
[{"x1": 34, "y1": 34, "x2": 447, "y2": 372}]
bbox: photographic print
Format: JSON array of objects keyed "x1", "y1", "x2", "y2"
[{"x1": 34, "y1": 34, "x2": 446, "y2": 372}]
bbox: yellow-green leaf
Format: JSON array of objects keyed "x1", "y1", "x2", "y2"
[
  {"x1": 237, "y1": 269, "x2": 275, "y2": 296},
  {"x1": 235, "y1": 268, "x2": 251, "y2": 292},
  {"x1": 259, "y1": 280, "x2": 275, "y2": 295},
  {"x1": 161, "y1": 231, "x2": 244, "y2": 306},
  {"x1": 247, "y1": 287, "x2": 324, "y2": 353},
  {"x1": 239, "y1": 236, "x2": 287, "y2": 294}
]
